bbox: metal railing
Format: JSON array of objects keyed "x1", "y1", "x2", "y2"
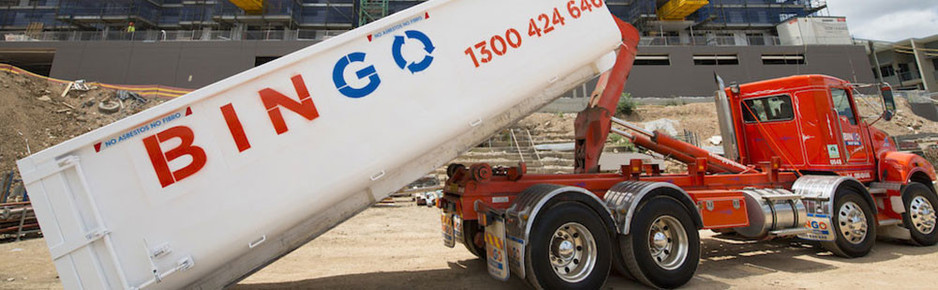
[
  {"x1": 639, "y1": 36, "x2": 781, "y2": 47},
  {"x1": 1, "y1": 29, "x2": 345, "y2": 42},
  {"x1": 898, "y1": 71, "x2": 920, "y2": 82}
]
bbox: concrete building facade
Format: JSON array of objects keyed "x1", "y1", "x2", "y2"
[
  {"x1": 867, "y1": 35, "x2": 938, "y2": 93},
  {"x1": 0, "y1": 0, "x2": 874, "y2": 98}
]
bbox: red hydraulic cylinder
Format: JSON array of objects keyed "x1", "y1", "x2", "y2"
[
  {"x1": 573, "y1": 18, "x2": 641, "y2": 173},
  {"x1": 651, "y1": 132, "x2": 749, "y2": 173}
]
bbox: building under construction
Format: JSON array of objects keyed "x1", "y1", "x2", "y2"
[
  {"x1": 1, "y1": 0, "x2": 827, "y2": 36},
  {"x1": 0, "y1": 0, "x2": 873, "y2": 98},
  {"x1": 609, "y1": 0, "x2": 828, "y2": 46}
]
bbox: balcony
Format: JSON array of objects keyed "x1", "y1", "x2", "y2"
[
  {"x1": 0, "y1": 29, "x2": 343, "y2": 42},
  {"x1": 899, "y1": 71, "x2": 921, "y2": 82},
  {"x1": 55, "y1": 7, "x2": 159, "y2": 27},
  {"x1": 639, "y1": 35, "x2": 781, "y2": 46}
]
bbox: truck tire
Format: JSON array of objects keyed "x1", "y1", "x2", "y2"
[
  {"x1": 525, "y1": 201, "x2": 611, "y2": 289},
  {"x1": 619, "y1": 196, "x2": 699, "y2": 289},
  {"x1": 461, "y1": 220, "x2": 486, "y2": 259},
  {"x1": 902, "y1": 182, "x2": 938, "y2": 246},
  {"x1": 822, "y1": 190, "x2": 876, "y2": 257}
]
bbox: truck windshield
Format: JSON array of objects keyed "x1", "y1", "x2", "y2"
[
  {"x1": 741, "y1": 95, "x2": 794, "y2": 123},
  {"x1": 831, "y1": 88, "x2": 857, "y2": 125}
]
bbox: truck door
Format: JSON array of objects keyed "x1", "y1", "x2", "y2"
[
  {"x1": 829, "y1": 87, "x2": 874, "y2": 170},
  {"x1": 740, "y1": 94, "x2": 805, "y2": 167}
]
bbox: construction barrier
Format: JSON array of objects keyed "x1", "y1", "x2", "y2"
[{"x1": 0, "y1": 63, "x2": 193, "y2": 99}]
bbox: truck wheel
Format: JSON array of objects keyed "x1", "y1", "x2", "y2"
[
  {"x1": 822, "y1": 191, "x2": 876, "y2": 257},
  {"x1": 526, "y1": 201, "x2": 611, "y2": 289},
  {"x1": 903, "y1": 183, "x2": 938, "y2": 246},
  {"x1": 462, "y1": 220, "x2": 486, "y2": 259},
  {"x1": 619, "y1": 196, "x2": 699, "y2": 289}
]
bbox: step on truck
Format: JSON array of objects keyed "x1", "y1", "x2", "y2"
[
  {"x1": 16, "y1": 0, "x2": 626, "y2": 288},
  {"x1": 440, "y1": 43, "x2": 938, "y2": 289}
]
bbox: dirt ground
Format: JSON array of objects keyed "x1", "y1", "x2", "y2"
[
  {"x1": 3, "y1": 71, "x2": 938, "y2": 289},
  {"x1": 238, "y1": 203, "x2": 938, "y2": 289},
  {"x1": 0, "y1": 71, "x2": 164, "y2": 196},
  {"x1": 2, "y1": 200, "x2": 936, "y2": 289},
  {"x1": 518, "y1": 95, "x2": 938, "y2": 147}
]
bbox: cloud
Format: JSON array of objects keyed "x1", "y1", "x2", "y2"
[{"x1": 825, "y1": 0, "x2": 938, "y2": 41}]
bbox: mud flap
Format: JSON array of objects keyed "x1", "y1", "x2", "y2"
[
  {"x1": 506, "y1": 234, "x2": 525, "y2": 279},
  {"x1": 798, "y1": 213, "x2": 836, "y2": 241},
  {"x1": 441, "y1": 212, "x2": 455, "y2": 248},
  {"x1": 453, "y1": 215, "x2": 464, "y2": 244},
  {"x1": 485, "y1": 218, "x2": 510, "y2": 281}
]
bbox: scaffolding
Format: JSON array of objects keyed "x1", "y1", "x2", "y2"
[
  {"x1": 228, "y1": 0, "x2": 265, "y2": 14},
  {"x1": 613, "y1": 0, "x2": 826, "y2": 33},
  {"x1": 691, "y1": 0, "x2": 827, "y2": 29},
  {"x1": 357, "y1": 0, "x2": 388, "y2": 27},
  {"x1": 0, "y1": 0, "x2": 826, "y2": 34},
  {"x1": 658, "y1": 0, "x2": 709, "y2": 21},
  {"x1": 0, "y1": 0, "x2": 356, "y2": 32}
]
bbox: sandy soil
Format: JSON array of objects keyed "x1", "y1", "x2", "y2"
[
  {"x1": 238, "y1": 203, "x2": 938, "y2": 289},
  {"x1": 2, "y1": 200, "x2": 936, "y2": 289},
  {"x1": 0, "y1": 71, "x2": 164, "y2": 195},
  {"x1": 518, "y1": 95, "x2": 938, "y2": 147},
  {"x1": 3, "y1": 71, "x2": 938, "y2": 289}
]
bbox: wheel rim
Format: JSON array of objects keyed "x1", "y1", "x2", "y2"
[
  {"x1": 910, "y1": 196, "x2": 936, "y2": 235},
  {"x1": 838, "y1": 201, "x2": 868, "y2": 244},
  {"x1": 647, "y1": 215, "x2": 689, "y2": 271},
  {"x1": 548, "y1": 222, "x2": 596, "y2": 283}
]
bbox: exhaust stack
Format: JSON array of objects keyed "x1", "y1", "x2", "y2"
[
  {"x1": 713, "y1": 74, "x2": 740, "y2": 162},
  {"x1": 715, "y1": 89, "x2": 740, "y2": 162}
]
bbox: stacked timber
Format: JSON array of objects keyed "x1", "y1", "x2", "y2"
[{"x1": 0, "y1": 202, "x2": 39, "y2": 240}]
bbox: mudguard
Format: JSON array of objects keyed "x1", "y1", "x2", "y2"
[
  {"x1": 879, "y1": 151, "x2": 937, "y2": 187},
  {"x1": 502, "y1": 184, "x2": 615, "y2": 279},
  {"x1": 603, "y1": 181, "x2": 702, "y2": 235},
  {"x1": 792, "y1": 175, "x2": 872, "y2": 241}
]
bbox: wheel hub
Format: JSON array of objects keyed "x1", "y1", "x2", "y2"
[
  {"x1": 557, "y1": 240, "x2": 575, "y2": 258},
  {"x1": 647, "y1": 215, "x2": 689, "y2": 271},
  {"x1": 838, "y1": 201, "x2": 868, "y2": 244},
  {"x1": 910, "y1": 196, "x2": 936, "y2": 234},
  {"x1": 652, "y1": 232, "x2": 668, "y2": 249},
  {"x1": 548, "y1": 222, "x2": 596, "y2": 283}
]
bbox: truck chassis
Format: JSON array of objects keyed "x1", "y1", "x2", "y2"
[{"x1": 439, "y1": 16, "x2": 938, "y2": 289}]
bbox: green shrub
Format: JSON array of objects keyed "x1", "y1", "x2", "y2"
[
  {"x1": 616, "y1": 93, "x2": 636, "y2": 116},
  {"x1": 664, "y1": 99, "x2": 686, "y2": 106}
]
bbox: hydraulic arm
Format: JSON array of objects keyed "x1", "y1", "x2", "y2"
[
  {"x1": 573, "y1": 17, "x2": 640, "y2": 173},
  {"x1": 572, "y1": 17, "x2": 747, "y2": 174}
]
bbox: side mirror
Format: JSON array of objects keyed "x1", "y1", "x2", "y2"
[{"x1": 881, "y1": 84, "x2": 896, "y2": 121}]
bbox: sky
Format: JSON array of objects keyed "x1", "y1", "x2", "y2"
[{"x1": 824, "y1": 0, "x2": 938, "y2": 41}]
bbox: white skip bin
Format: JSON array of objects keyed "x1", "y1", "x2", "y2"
[{"x1": 16, "y1": 0, "x2": 622, "y2": 288}]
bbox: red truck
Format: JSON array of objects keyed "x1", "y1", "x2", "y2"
[{"x1": 439, "y1": 18, "x2": 937, "y2": 289}]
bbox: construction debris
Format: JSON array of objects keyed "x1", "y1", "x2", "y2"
[
  {"x1": 116, "y1": 90, "x2": 147, "y2": 103},
  {"x1": 71, "y1": 80, "x2": 93, "y2": 91},
  {"x1": 59, "y1": 82, "x2": 72, "y2": 98},
  {"x1": 708, "y1": 135, "x2": 723, "y2": 145},
  {"x1": 643, "y1": 118, "x2": 680, "y2": 135},
  {"x1": 98, "y1": 99, "x2": 121, "y2": 114},
  {"x1": 0, "y1": 69, "x2": 171, "y2": 243}
]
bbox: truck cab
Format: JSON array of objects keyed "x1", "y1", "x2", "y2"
[
  {"x1": 721, "y1": 74, "x2": 937, "y2": 221},
  {"x1": 725, "y1": 75, "x2": 935, "y2": 185}
]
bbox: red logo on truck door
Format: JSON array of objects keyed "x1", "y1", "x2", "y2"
[{"x1": 143, "y1": 126, "x2": 207, "y2": 188}]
